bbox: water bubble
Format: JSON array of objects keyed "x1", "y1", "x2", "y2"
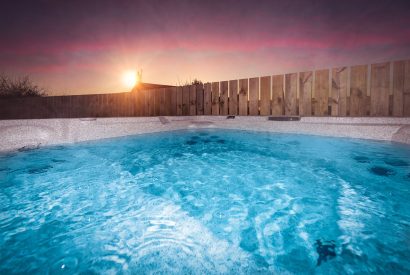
[{"x1": 50, "y1": 256, "x2": 78, "y2": 274}]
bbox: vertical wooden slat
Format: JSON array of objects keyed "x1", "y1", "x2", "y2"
[
  {"x1": 204, "y1": 83, "x2": 212, "y2": 115},
  {"x1": 228, "y1": 80, "x2": 238, "y2": 115},
  {"x1": 219, "y1": 81, "x2": 229, "y2": 115},
  {"x1": 272, "y1": 75, "x2": 284, "y2": 116},
  {"x1": 176, "y1": 86, "x2": 183, "y2": 116},
  {"x1": 350, "y1": 65, "x2": 368, "y2": 116},
  {"x1": 182, "y1": 85, "x2": 190, "y2": 115},
  {"x1": 299, "y1": 71, "x2": 313, "y2": 116},
  {"x1": 238, "y1": 78, "x2": 248, "y2": 115},
  {"x1": 155, "y1": 89, "x2": 161, "y2": 116},
  {"x1": 314, "y1": 69, "x2": 329, "y2": 116},
  {"x1": 370, "y1": 62, "x2": 390, "y2": 116},
  {"x1": 148, "y1": 90, "x2": 155, "y2": 116},
  {"x1": 196, "y1": 84, "x2": 204, "y2": 115},
  {"x1": 120, "y1": 93, "x2": 125, "y2": 117},
  {"x1": 260, "y1": 76, "x2": 271, "y2": 116},
  {"x1": 249, "y1": 77, "x2": 259, "y2": 115},
  {"x1": 331, "y1": 67, "x2": 348, "y2": 116},
  {"x1": 189, "y1": 85, "x2": 197, "y2": 115},
  {"x1": 130, "y1": 92, "x2": 137, "y2": 116},
  {"x1": 139, "y1": 90, "x2": 146, "y2": 116},
  {"x1": 285, "y1": 73, "x2": 297, "y2": 115},
  {"x1": 404, "y1": 60, "x2": 410, "y2": 116},
  {"x1": 393, "y1": 61, "x2": 405, "y2": 116},
  {"x1": 159, "y1": 88, "x2": 166, "y2": 116},
  {"x1": 211, "y1": 82, "x2": 219, "y2": 115},
  {"x1": 110, "y1": 94, "x2": 116, "y2": 117},
  {"x1": 166, "y1": 87, "x2": 175, "y2": 116}
]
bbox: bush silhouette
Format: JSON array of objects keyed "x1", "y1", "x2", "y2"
[{"x1": 0, "y1": 74, "x2": 47, "y2": 98}]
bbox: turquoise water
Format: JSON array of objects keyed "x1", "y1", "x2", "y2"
[{"x1": 0, "y1": 129, "x2": 409, "y2": 274}]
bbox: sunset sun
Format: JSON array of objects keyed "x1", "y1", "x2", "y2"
[{"x1": 122, "y1": 71, "x2": 138, "y2": 89}]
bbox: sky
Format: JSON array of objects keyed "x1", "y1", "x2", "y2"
[{"x1": 1, "y1": 0, "x2": 410, "y2": 95}]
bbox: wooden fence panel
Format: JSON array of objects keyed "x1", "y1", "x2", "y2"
[
  {"x1": 350, "y1": 65, "x2": 368, "y2": 116},
  {"x1": 404, "y1": 60, "x2": 410, "y2": 116},
  {"x1": 92, "y1": 94, "x2": 102, "y2": 117},
  {"x1": 299, "y1": 72, "x2": 313, "y2": 116},
  {"x1": 393, "y1": 61, "x2": 405, "y2": 116},
  {"x1": 60, "y1": 96, "x2": 71, "y2": 118},
  {"x1": 331, "y1": 67, "x2": 348, "y2": 116},
  {"x1": 272, "y1": 75, "x2": 284, "y2": 116},
  {"x1": 116, "y1": 94, "x2": 123, "y2": 117},
  {"x1": 3, "y1": 59, "x2": 410, "y2": 120},
  {"x1": 145, "y1": 90, "x2": 155, "y2": 116},
  {"x1": 189, "y1": 85, "x2": 197, "y2": 115},
  {"x1": 260, "y1": 76, "x2": 271, "y2": 116},
  {"x1": 139, "y1": 90, "x2": 147, "y2": 116},
  {"x1": 168, "y1": 87, "x2": 177, "y2": 116},
  {"x1": 249, "y1": 77, "x2": 259, "y2": 115},
  {"x1": 285, "y1": 73, "x2": 297, "y2": 115},
  {"x1": 220, "y1": 81, "x2": 229, "y2": 115},
  {"x1": 121, "y1": 93, "x2": 128, "y2": 116},
  {"x1": 176, "y1": 86, "x2": 183, "y2": 115},
  {"x1": 370, "y1": 62, "x2": 390, "y2": 116},
  {"x1": 127, "y1": 93, "x2": 134, "y2": 116},
  {"x1": 204, "y1": 83, "x2": 212, "y2": 115},
  {"x1": 158, "y1": 88, "x2": 166, "y2": 116},
  {"x1": 131, "y1": 92, "x2": 138, "y2": 116},
  {"x1": 196, "y1": 84, "x2": 204, "y2": 115},
  {"x1": 229, "y1": 80, "x2": 238, "y2": 115},
  {"x1": 155, "y1": 89, "x2": 161, "y2": 116},
  {"x1": 211, "y1": 82, "x2": 219, "y2": 115},
  {"x1": 182, "y1": 85, "x2": 190, "y2": 115},
  {"x1": 314, "y1": 69, "x2": 329, "y2": 116},
  {"x1": 238, "y1": 79, "x2": 248, "y2": 115}
]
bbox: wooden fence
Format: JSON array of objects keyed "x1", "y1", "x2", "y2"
[{"x1": 0, "y1": 59, "x2": 409, "y2": 119}]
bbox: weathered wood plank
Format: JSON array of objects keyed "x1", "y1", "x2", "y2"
[
  {"x1": 238, "y1": 79, "x2": 248, "y2": 115},
  {"x1": 260, "y1": 76, "x2": 271, "y2": 116},
  {"x1": 249, "y1": 77, "x2": 259, "y2": 115},
  {"x1": 228, "y1": 80, "x2": 238, "y2": 115},
  {"x1": 350, "y1": 65, "x2": 368, "y2": 116},
  {"x1": 285, "y1": 73, "x2": 297, "y2": 115},
  {"x1": 331, "y1": 67, "x2": 348, "y2": 116},
  {"x1": 176, "y1": 86, "x2": 183, "y2": 115},
  {"x1": 299, "y1": 71, "x2": 313, "y2": 116},
  {"x1": 219, "y1": 81, "x2": 229, "y2": 115},
  {"x1": 155, "y1": 89, "x2": 162, "y2": 116},
  {"x1": 370, "y1": 62, "x2": 390, "y2": 116},
  {"x1": 393, "y1": 61, "x2": 405, "y2": 116},
  {"x1": 148, "y1": 90, "x2": 155, "y2": 116},
  {"x1": 204, "y1": 83, "x2": 212, "y2": 115},
  {"x1": 139, "y1": 90, "x2": 147, "y2": 116},
  {"x1": 159, "y1": 88, "x2": 166, "y2": 116},
  {"x1": 196, "y1": 84, "x2": 204, "y2": 115},
  {"x1": 182, "y1": 85, "x2": 190, "y2": 115},
  {"x1": 189, "y1": 85, "x2": 197, "y2": 115},
  {"x1": 272, "y1": 75, "x2": 284, "y2": 116},
  {"x1": 211, "y1": 82, "x2": 219, "y2": 115},
  {"x1": 314, "y1": 69, "x2": 329, "y2": 116},
  {"x1": 167, "y1": 87, "x2": 177, "y2": 115},
  {"x1": 404, "y1": 60, "x2": 410, "y2": 116}
]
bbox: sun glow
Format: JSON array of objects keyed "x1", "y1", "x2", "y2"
[{"x1": 122, "y1": 70, "x2": 138, "y2": 89}]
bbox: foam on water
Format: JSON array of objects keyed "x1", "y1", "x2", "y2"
[{"x1": 1, "y1": 129, "x2": 410, "y2": 274}]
